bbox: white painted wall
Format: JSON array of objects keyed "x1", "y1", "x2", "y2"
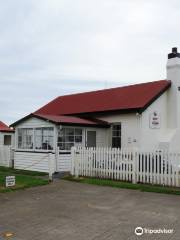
[
  {"x1": 166, "y1": 57, "x2": 180, "y2": 128},
  {"x1": 98, "y1": 113, "x2": 140, "y2": 149}
]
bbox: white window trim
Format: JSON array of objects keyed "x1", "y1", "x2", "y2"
[
  {"x1": 57, "y1": 126, "x2": 84, "y2": 151},
  {"x1": 16, "y1": 127, "x2": 55, "y2": 152}
]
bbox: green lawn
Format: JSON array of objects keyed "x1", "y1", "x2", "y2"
[
  {"x1": 0, "y1": 166, "x2": 49, "y2": 193},
  {"x1": 64, "y1": 176, "x2": 180, "y2": 195}
]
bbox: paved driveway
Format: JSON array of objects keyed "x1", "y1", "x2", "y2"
[{"x1": 0, "y1": 180, "x2": 180, "y2": 240}]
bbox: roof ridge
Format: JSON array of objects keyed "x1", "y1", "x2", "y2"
[
  {"x1": 53, "y1": 79, "x2": 169, "y2": 99},
  {"x1": 34, "y1": 79, "x2": 169, "y2": 114}
]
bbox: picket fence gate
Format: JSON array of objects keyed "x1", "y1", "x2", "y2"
[
  {"x1": 71, "y1": 147, "x2": 180, "y2": 187},
  {"x1": 0, "y1": 146, "x2": 14, "y2": 167}
]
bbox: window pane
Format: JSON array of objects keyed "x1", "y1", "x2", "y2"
[
  {"x1": 112, "y1": 137, "x2": 121, "y2": 148},
  {"x1": 57, "y1": 127, "x2": 82, "y2": 150},
  {"x1": 18, "y1": 136, "x2": 22, "y2": 148},
  {"x1": 58, "y1": 136, "x2": 65, "y2": 142},
  {"x1": 113, "y1": 125, "x2": 121, "y2": 131},
  {"x1": 48, "y1": 137, "x2": 53, "y2": 150},
  {"x1": 58, "y1": 142, "x2": 65, "y2": 150},
  {"x1": 43, "y1": 129, "x2": 49, "y2": 136},
  {"x1": 75, "y1": 136, "x2": 82, "y2": 143},
  {"x1": 36, "y1": 128, "x2": 42, "y2": 136},
  {"x1": 35, "y1": 136, "x2": 42, "y2": 149},
  {"x1": 75, "y1": 129, "x2": 82, "y2": 135},
  {"x1": 65, "y1": 142, "x2": 74, "y2": 150},
  {"x1": 65, "y1": 128, "x2": 74, "y2": 135},
  {"x1": 4, "y1": 135, "x2": 11, "y2": 146},
  {"x1": 112, "y1": 130, "x2": 121, "y2": 137},
  {"x1": 65, "y1": 135, "x2": 74, "y2": 142},
  {"x1": 35, "y1": 127, "x2": 54, "y2": 150},
  {"x1": 18, "y1": 128, "x2": 33, "y2": 149},
  {"x1": 112, "y1": 124, "x2": 121, "y2": 148}
]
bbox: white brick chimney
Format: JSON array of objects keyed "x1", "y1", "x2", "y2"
[{"x1": 166, "y1": 47, "x2": 180, "y2": 128}]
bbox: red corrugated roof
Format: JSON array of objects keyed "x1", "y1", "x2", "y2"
[
  {"x1": 34, "y1": 113, "x2": 108, "y2": 126},
  {"x1": 35, "y1": 80, "x2": 171, "y2": 115},
  {"x1": 0, "y1": 121, "x2": 14, "y2": 132}
]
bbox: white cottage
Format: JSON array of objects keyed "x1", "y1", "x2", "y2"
[
  {"x1": 11, "y1": 47, "x2": 180, "y2": 172},
  {"x1": 0, "y1": 121, "x2": 14, "y2": 147},
  {"x1": 0, "y1": 121, "x2": 14, "y2": 167}
]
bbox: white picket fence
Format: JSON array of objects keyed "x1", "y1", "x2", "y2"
[
  {"x1": 0, "y1": 146, "x2": 14, "y2": 167},
  {"x1": 71, "y1": 147, "x2": 180, "y2": 187}
]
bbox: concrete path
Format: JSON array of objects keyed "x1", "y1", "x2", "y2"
[{"x1": 0, "y1": 180, "x2": 180, "y2": 240}]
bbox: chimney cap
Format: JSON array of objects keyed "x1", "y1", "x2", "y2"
[{"x1": 168, "y1": 47, "x2": 180, "y2": 59}]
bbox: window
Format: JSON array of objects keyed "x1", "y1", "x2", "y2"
[
  {"x1": 112, "y1": 124, "x2": 121, "y2": 148},
  {"x1": 18, "y1": 128, "x2": 33, "y2": 149},
  {"x1": 35, "y1": 127, "x2": 54, "y2": 150},
  {"x1": 4, "y1": 135, "x2": 12, "y2": 146},
  {"x1": 57, "y1": 127, "x2": 83, "y2": 150}
]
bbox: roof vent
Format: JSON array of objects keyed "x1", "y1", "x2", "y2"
[{"x1": 168, "y1": 47, "x2": 180, "y2": 59}]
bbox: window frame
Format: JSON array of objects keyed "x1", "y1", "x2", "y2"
[
  {"x1": 111, "y1": 123, "x2": 121, "y2": 148},
  {"x1": 16, "y1": 127, "x2": 54, "y2": 152},
  {"x1": 35, "y1": 127, "x2": 54, "y2": 151},
  {"x1": 3, "y1": 135, "x2": 12, "y2": 146},
  {"x1": 57, "y1": 126, "x2": 83, "y2": 151},
  {"x1": 17, "y1": 128, "x2": 34, "y2": 150}
]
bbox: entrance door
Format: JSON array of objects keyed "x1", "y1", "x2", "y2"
[{"x1": 86, "y1": 131, "x2": 96, "y2": 147}]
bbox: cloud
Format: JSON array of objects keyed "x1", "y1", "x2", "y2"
[{"x1": 0, "y1": 0, "x2": 180, "y2": 124}]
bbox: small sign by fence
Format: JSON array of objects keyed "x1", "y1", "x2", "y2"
[{"x1": 5, "y1": 176, "x2": 15, "y2": 187}]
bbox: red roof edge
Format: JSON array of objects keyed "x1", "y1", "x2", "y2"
[
  {"x1": 139, "y1": 80, "x2": 171, "y2": 113},
  {"x1": 10, "y1": 113, "x2": 110, "y2": 128},
  {"x1": 0, "y1": 121, "x2": 14, "y2": 132}
]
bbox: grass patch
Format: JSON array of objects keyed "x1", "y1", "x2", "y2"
[
  {"x1": 0, "y1": 166, "x2": 48, "y2": 176},
  {"x1": 63, "y1": 176, "x2": 180, "y2": 195},
  {"x1": 0, "y1": 167, "x2": 49, "y2": 193}
]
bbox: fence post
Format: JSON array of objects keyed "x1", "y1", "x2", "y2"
[
  {"x1": 71, "y1": 147, "x2": 76, "y2": 176},
  {"x1": 48, "y1": 153, "x2": 55, "y2": 181},
  {"x1": 10, "y1": 147, "x2": 15, "y2": 168},
  {"x1": 132, "y1": 150, "x2": 137, "y2": 184}
]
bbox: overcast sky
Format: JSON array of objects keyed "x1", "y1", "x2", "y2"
[{"x1": 0, "y1": 0, "x2": 180, "y2": 124}]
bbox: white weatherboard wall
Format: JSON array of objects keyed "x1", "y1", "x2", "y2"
[
  {"x1": 15, "y1": 117, "x2": 55, "y2": 128},
  {"x1": 98, "y1": 113, "x2": 140, "y2": 149},
  {"x1": 14, "y1": 151, "x2": 53, "y2": 172}
]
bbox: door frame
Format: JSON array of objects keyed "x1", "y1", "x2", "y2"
[{"x1": 85, "y1": 129, "x2": 97, "y2": 147}]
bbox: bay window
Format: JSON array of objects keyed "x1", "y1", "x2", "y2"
[
  {"x1": 17, "y1": 127, "x2": 54, "y2": 150},
  {"x1": 18, "y1": 128, "x2": 33, "y2": 149}
]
